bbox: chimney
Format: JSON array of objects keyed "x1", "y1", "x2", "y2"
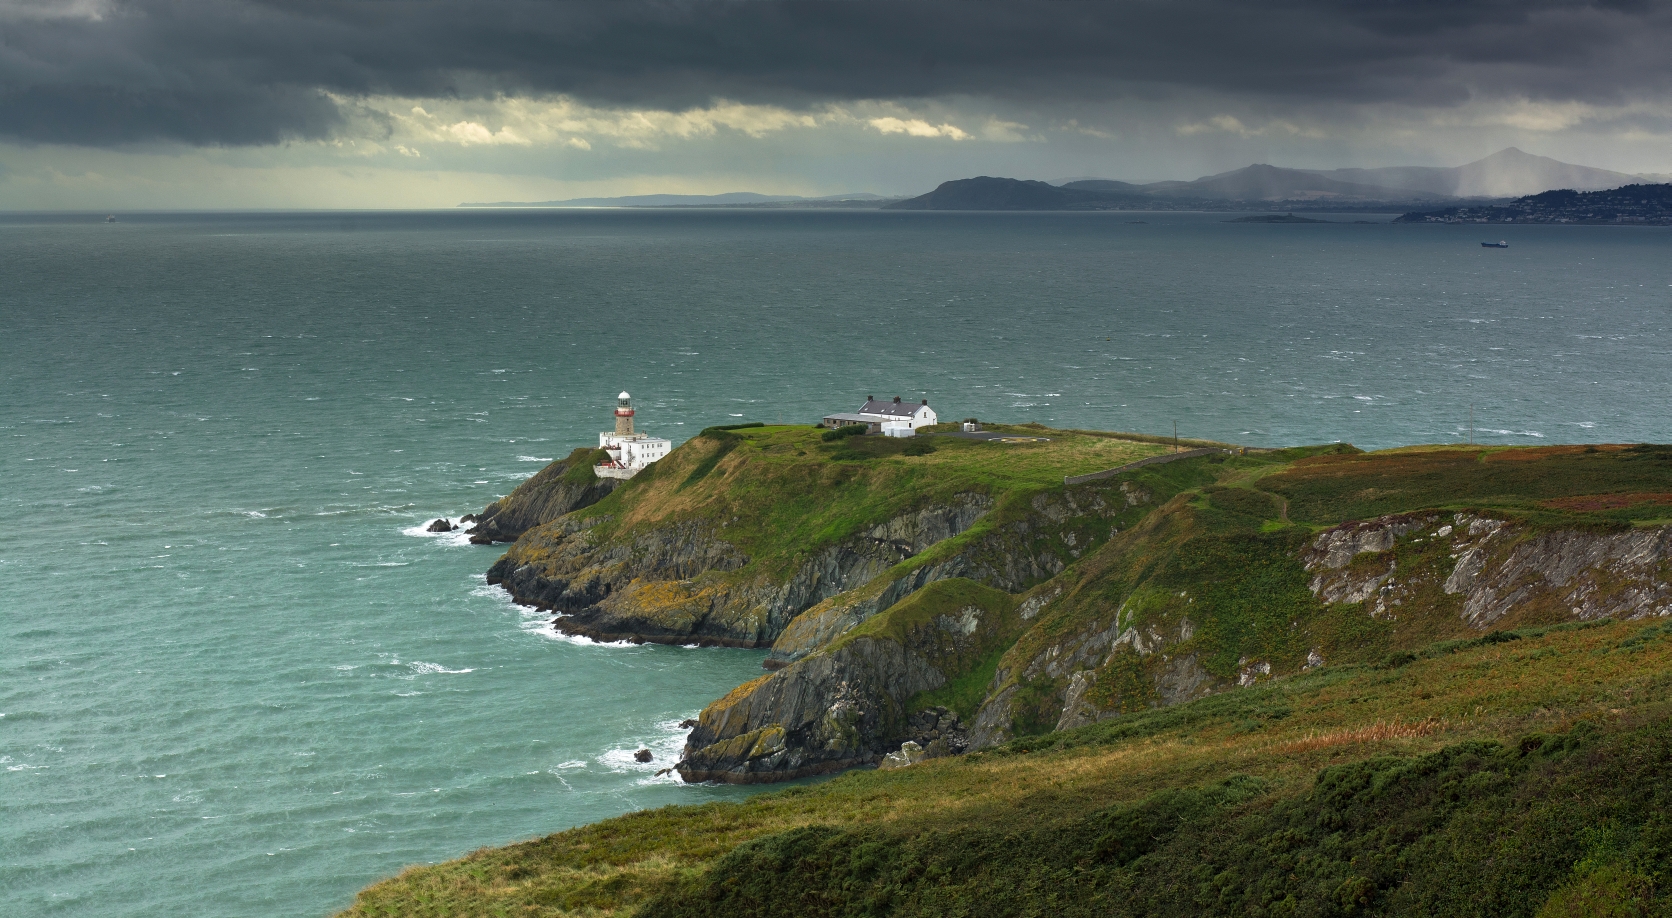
[
  {"x1": 893, "y1": 396, "x2": 901, "y2": 403},
  {"x1": 921, "y1": 399, "x2": 928, "y2": 405},
  {"x1": 868, "y1": 395, "x2": 874, "y2": 401}
]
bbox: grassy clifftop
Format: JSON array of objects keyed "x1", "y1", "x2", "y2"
[
  {"x1": 565, "y1": 424, "x2": 1178, "y2": 576},
  {"x1": 486, "y1": 424, "x2": 1182, "y2": 647}
]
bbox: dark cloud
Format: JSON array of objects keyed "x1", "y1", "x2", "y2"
[{"x1": 2, "y1": 0, "x2": 1669, "y2": 146}]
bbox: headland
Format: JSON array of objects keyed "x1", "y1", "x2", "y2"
[{"x1": 341, "y1": 424, "x2": 1672, "y2": 916}]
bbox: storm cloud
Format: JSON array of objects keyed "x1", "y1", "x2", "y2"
[{"x1": 3, "y1": 0, "x2": 1671, "y2": 147}]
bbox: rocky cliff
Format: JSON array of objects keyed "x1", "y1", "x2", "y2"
[
  {"x1": 960, "y1": 448, "x2": 1672, "y2": 753},
  {"x1": 467, "y1": 447, "x2": 617, "y2": 544},
  {"x1": 488, "y1": 493, "x2": 994, "y2": 646},
  {"x1": 678, "y1": 579, "x2": 1013, "y2": 782},
  {"x1": 483, "y1": 424, "x2": 1174, "y2": 646},
  {"x1": 674, "y1": 443, "x2": 1672, "y2": 782}
]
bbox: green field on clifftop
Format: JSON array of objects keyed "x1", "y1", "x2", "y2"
[{"x1": 565, "y1": 424, "x2": 1186, "y2": 573}]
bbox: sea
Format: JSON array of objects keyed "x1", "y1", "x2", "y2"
[{"x1": 2, "y1": 209, "x2": 1668, "y2": 916}]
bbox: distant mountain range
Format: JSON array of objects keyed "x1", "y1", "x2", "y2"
[
  {"x1": 462, "y1": 149, "x2": 1669, "y2": 211},
  {"x1": 888, "y1": 149, "x2": 1671, "y2": 211},
  {"x1": 459, "y1": 191, "x2": 891, "y2": 208}
]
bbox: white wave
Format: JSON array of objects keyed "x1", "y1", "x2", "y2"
[
  {"x1": 517, "y1": 455, "x2": 554, "y2": 462},
  {"x1": 244, "y1": 511, "x2": 267, "y2": 519},
  {"x1": 556, "y1": 760, "x2": 587, "y2": 770},
  {"x1": 521, "y1": 616, "x2": 636, "y2": 647},
  {"x1": 596, "y1": 718, "x2": 696, "y2": 785},
  {"x1": 471, "y1": 578, "x2": 639, "y2": 647},
  {"x1": 401, "y1": 519, "x2": 476, "y2": 546},
  {"x1": 409, "y1": 661, "x2": 474, "y2": 675}
]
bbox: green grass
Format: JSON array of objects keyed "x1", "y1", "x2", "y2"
[
  {"x1": 1263, "y1": 444, "x2": 1672, "y2": 526},
  {"x1": 338, "y1": 617, "x2": 1672, "y2": 917},
  {"x1": 537, "y1": 425, "x2": 1174, "y2": 582}
]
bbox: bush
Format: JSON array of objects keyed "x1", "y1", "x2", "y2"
[{"x1": 821, "y1": 424, "x2": 869, "y2": 442}]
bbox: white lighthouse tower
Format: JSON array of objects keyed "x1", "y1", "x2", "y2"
[{"x1": 595, "y1": 391, "x2": 671, "y2": 479}]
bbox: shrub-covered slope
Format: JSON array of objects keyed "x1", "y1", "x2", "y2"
[{"x1": 339, "y1": 616, "x2": 1672, "y2": 917}]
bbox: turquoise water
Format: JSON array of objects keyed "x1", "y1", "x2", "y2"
[{"x1": 2, "y1": 210, "x2": 1668, "y2": 916}]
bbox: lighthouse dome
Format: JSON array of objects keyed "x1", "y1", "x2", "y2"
[{"x1": 618, "y1": 391, "x2": 631, "y2": 400}]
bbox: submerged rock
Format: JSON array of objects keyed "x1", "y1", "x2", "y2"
[
  {"x1": 634, "y1": 749, "x2": 653, "y2": 763},
  {"x1": 426, "y1": 518, "x2": 455, "y2": 533}
]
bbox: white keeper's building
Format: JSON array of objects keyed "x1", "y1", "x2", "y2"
[
  {"x1": 596, "y1": 392, "x2": 671, "y2": 479},
  {"x1": 822, "y1": 396, "x2": 938, "y2": 437}
]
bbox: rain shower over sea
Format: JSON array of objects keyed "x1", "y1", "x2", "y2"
[{"x1": 2, "y1": 209, "x2": 1667, "y2": 916}]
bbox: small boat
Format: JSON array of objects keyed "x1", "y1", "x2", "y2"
[
  {"x1": 1481, "y1": 240, "x2": 1508, "y2": 248},
  {"x1": 105, "y1": 215, "x2": 116, "y2": 223}
]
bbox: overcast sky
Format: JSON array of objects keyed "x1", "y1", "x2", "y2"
[{"x1": 3, "y1": 0, "x2": 1670, "y2": 208}]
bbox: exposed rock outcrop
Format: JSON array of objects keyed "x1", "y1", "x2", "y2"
[
  {"x1": 1441, "y1": 514, "x2": 1672, "y2": 626},
  {"x1": 467, "y1": 448, "x2": 618, "y2": 544},
  {"x1": 1302, "y1": 514, "x2": 1437, "y2": 615},
  {"x1": 677, "y1": 581, "x2": 1014, "y2": 782},
  {"x1": 1303, "y1": 512, "x2": 1672, "y2": 627},
  {"x1": 973, "y1": 512, "x2": 1672, "y2": 754},
  {"x1": 764, "y1": 487, "x2": 1130, "y2": 667},
  {"x1": 491, "y1": 493, "x2": 995, "y2": 646}
]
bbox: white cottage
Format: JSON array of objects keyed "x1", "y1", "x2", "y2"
[{"x1": 822, "y1": 396, "x2": 938, "y2": 437}]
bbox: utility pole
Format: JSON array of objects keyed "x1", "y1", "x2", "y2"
[
  {"x1": 1173, "y1": 420, "x2": 1178, "y2": 453},
  {"x1": 1469, "y1": 404, "x2": 1474, "y2": 446}
]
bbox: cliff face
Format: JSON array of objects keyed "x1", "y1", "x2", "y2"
[
  {"x1": 488, "y1": 492, "x2": 996, "y2": 646},
  {"x1": 764, "y1": 484, "x2": 1140, "y2": 667},
  {"x1": 672, "y1": 443, "x2": 1672, "y2": 783},
  {"x1": 678, "y1": 580, "x2": 1016, "y2": 782},
  {"x1": 678, "y1": 480, "x2": 1169, "y2": 780},
  {"x1": 467, "y1": 448, "x2": 617, "y2": 544},
  {"x1": 965, "y1": 507, "x2": 1672, "y2": 751}
]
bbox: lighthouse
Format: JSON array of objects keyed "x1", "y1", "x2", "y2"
[
  {"x1": 596, "y1": 391, "x2": 671, "y2": 479},
  {"x1": 614, "y1": 391, "x2": 635, "y2": 437}
]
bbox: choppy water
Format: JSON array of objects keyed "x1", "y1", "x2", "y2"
[{"x1": 2, "y1": 209, "x2": 1668, "y2": 916}]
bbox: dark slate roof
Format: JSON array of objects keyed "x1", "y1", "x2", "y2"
[{"x1": 859, "y1": 398, "x2": 927, "y2": 418}]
